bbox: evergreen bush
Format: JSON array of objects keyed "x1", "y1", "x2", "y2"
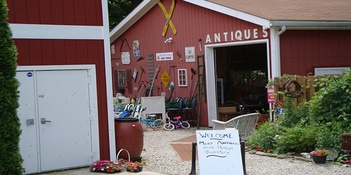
[{"x1": 0, "y1": 1, "x2": 24, "y2": 174}]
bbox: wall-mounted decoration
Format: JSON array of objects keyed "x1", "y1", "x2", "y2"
[
  {"x1": 198, "y1": 39, "x2": 202, "y2": 52},
  {"x1": 178, "y1": 69, "x2": 187, "y2": 87},
  {"x1": 111, "y1": 45, "x2": 115, "y2": 54},
  {"x1": 117, "y1": 70, "x2": 127, "y2": 87},
  {"x1": 132, "y1": 68, "x2": 138, "y2": 82},
  {"x1": 185, "y1": 46, "x2": 195, "y2": 62},
  {"x1": 161, "y1": 70, "x2": 171, "y2": 88},
  {"x1": 133, "y1": 40, "x2": 140, "y2": 57},
  {"x1": 120, "y1": 38, "x2": 131, "y2": 51},
  {"x1": 157, "y1": 0, "x2": 177, "y2": 36},
  {"x1": 156, "y1": 52, "x2": 173, "y2": 61},
  {"x1": 176, "y1": 51, "x2": 183, "y2": 61},
  {"x1": 121, "y1": 52, "x2": 130, "y2": 64},
  {"x1": 137, "y1": 55, "x2": 144, "y2": 62}
]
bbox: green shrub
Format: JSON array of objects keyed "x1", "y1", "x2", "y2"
[
  {"x1": 247, "y1": 121, "x2": 282, "y2": 152},
  {"x1": 279, "y1": 96, "x2": 309, "y2": 128},
  {"x1": 274, "y1": 124, "x2": 318, "y2": 154},
  {"x1": 0, "y1": 1, "x2": 24, "y2": 174},
  {"x1": 251, "y1": 72, "x2": 351, "y2": 157},
  {"x1": 315, "y1": 122, "x2": 343, "y2": 150},
  {"x1": 307, "y1": 71, "x2": 351, "y2": 130}
]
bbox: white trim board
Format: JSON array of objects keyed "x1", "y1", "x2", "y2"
[
  {"x1": 205, "y1": 39, "x2": 270, "y2": 127},
  {"x1": 101, "y1": 0, "x2": 116, "y2": 160},
  {"x1": 10, "y1": 24, "x2": 104, "y2": 40},
  {"x1": 315, "y1": 67, "x2": 350, "y2": 76}
]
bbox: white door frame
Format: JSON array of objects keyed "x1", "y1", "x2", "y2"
[
  {"x1": 204, "y1": 39, "x2": 270, "y2": 126},
  {"x1": 17, "y1": 64, "x2": 100, "y2": 167}
]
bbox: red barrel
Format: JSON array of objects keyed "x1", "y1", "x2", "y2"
[{"x1": 115, "y1": 118, "x2": 144, "y2": 159}]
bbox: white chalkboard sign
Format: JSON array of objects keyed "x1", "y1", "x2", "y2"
[{"x1": 196, "y1": 129, "x2": 244, "y2": 175}]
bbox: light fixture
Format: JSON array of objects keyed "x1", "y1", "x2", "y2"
[{"x1": 164, "y1": 37, "x2": 172, "y2": 43}]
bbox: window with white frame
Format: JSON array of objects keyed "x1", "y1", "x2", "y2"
[{"x1": 178, "y1": 69, "x2": 187, "y2": 87}]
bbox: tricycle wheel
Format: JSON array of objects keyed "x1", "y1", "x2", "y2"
[
  {"x1": 163, "y1": 123, "x2": 175, "y2": 131},
  {"x1": 181, "y1": 121, "x2": 190, "y2": 129}
]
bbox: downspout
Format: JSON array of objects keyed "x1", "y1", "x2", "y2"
[
  {"x1": 270, "y1": 26, "x2": 286, "y2": 122},
  {"x1": 275, "y1": 26, "x2": 286, "y2": 77}
]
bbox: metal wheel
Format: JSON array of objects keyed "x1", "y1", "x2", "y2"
[
  {"x1": 154, "y1": 119, "x2": 164, "y2": 128},
  {"x1": 181, "y1": 121, "x2": 190, "y2": 129},
  {"x1": 163, "y1": 123, "x2": 175, "y2": 131}
]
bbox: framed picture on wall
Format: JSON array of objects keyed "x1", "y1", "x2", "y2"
[
  {"x1": 121, "y1": 52, "x2": 130, "y2": 64},
  {"x1": 156, "y1": 52, "x2": 173, "y2": 61},
  {"x1": 185, "y1": 46, "x2": 195, "y2": 62}
]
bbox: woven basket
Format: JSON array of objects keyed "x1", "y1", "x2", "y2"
[{"x1": 116, "y1": 148, "x2": 143, "y2": 172}]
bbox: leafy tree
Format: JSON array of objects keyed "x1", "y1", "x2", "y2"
[
  {"x1": 0, "y1": 1, "x2": 23, "y2": 174},
  {"x1": 108, "y1": 0, "x2": 142, "y2": 29}
]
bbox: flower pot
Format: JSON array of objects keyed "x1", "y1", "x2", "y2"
[
  {"x1": 312, "y1": 155, "x2": 327, "y2": 164},
  {"x1": 127, "y1": 166, "x2": 143, "y2": 172}
]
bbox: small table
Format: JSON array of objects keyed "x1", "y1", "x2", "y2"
[{"x1": 218, "y1": 106, "x2": 237, "y2": 121}]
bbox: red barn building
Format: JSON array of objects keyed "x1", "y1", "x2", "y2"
[
  {"x1": 110, "y1": 0, "x2": 351, "y2": 126},
  {"x1": 7, "y1": 0, "x2": 115, "y2": 173}
]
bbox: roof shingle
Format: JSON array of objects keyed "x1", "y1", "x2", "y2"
[{"x1": 208, "y1": 0, "x2": 351, "y2": 21}]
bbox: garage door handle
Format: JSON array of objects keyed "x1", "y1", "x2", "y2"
[{"x1": 41, "y1": 118, "x2": 51, "y2": 124}]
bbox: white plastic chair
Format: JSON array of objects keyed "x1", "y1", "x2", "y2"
[{"x1": 212, "y1": 113, "x2": 260, "y2": 140}]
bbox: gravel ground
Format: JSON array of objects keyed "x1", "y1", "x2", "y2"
[
  {"x1": 141, "y1": 127, "x2": 350, "y2": 175},
  {"x1": 42, "y1": 127, "x2": 350, "y2": 175}
]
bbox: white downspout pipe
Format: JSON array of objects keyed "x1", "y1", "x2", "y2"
[
  {"x1": 276, "y1": 26, "x2": 286, "y2": 76},
  {"x1": 269, "y1": 26, "x2": 286, "y2": 121},
  {"x1": 272, "y1": 26, "x2": 286, "y2": 78}
]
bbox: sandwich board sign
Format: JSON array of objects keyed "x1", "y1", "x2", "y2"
[{"x1": 196, "y1": 129, "x2": 243, "y2": 175}]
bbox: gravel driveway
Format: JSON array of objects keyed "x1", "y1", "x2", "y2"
[
  {"x1": 141, "y1": 127, "x2": 350, "y2": 175},
  {"x1": 42, "y1": 127, "x2": 350, "y2": 175}
]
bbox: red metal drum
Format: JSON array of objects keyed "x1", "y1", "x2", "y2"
[{"x1": 115, "y1": 118, "x2": 144, "y2": 159}]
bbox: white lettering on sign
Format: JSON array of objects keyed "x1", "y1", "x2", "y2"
[
  {"x1": 196, "y1": 129, "x2": 244, "y2": 175},
  {"x1": 205, "y1": 27, "x2": 268, "y2": 44}
]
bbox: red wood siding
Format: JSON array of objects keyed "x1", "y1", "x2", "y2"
[
  {"x1": 15, "y1": 40, "x2": 104, "y2": 65},
  {"x1": 6, "y1": 0, "x2": 102, "y2": 26},
  {"x1": 280, "y1": 30, "x2": 351, "y2": 75},
  {"x1": 111, "y1": 0, "x2": 267, "y2": 126}
]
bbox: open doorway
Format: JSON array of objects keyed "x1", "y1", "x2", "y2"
[{"x1": 215, "y1": 43, "x2": 269, "y2": 121}]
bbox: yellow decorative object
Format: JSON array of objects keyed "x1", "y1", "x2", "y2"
[
  {"x1": 161, "y1": 70, "x2": 171, "y2": 88},
  {"x1": 157, "y1": 0, "x2": 177, "y2": 36}
]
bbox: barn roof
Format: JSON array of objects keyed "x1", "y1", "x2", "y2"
[
  {"x1": 110, "y1": 0, "x2": 351, "y2": 43},
  {"x1": 208, "y1": 0, "x2": 351, "y2": 21}
]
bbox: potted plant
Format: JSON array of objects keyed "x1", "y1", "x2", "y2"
[
  {"x1": 309, "y1": 149, "x2": 329, "y2": 164},
  {"x1": 104, "y1": 161, "x2": 123, "y2": 173},
  {"x1": 89, "y1": 160, "x2": 123, "y2": 173},
  {"x1": 117, "y1": 157, "x2": 146, "y2": 173},
  {"x1": 124, "y1": 160, "x2": 146, "y2": 172}
]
